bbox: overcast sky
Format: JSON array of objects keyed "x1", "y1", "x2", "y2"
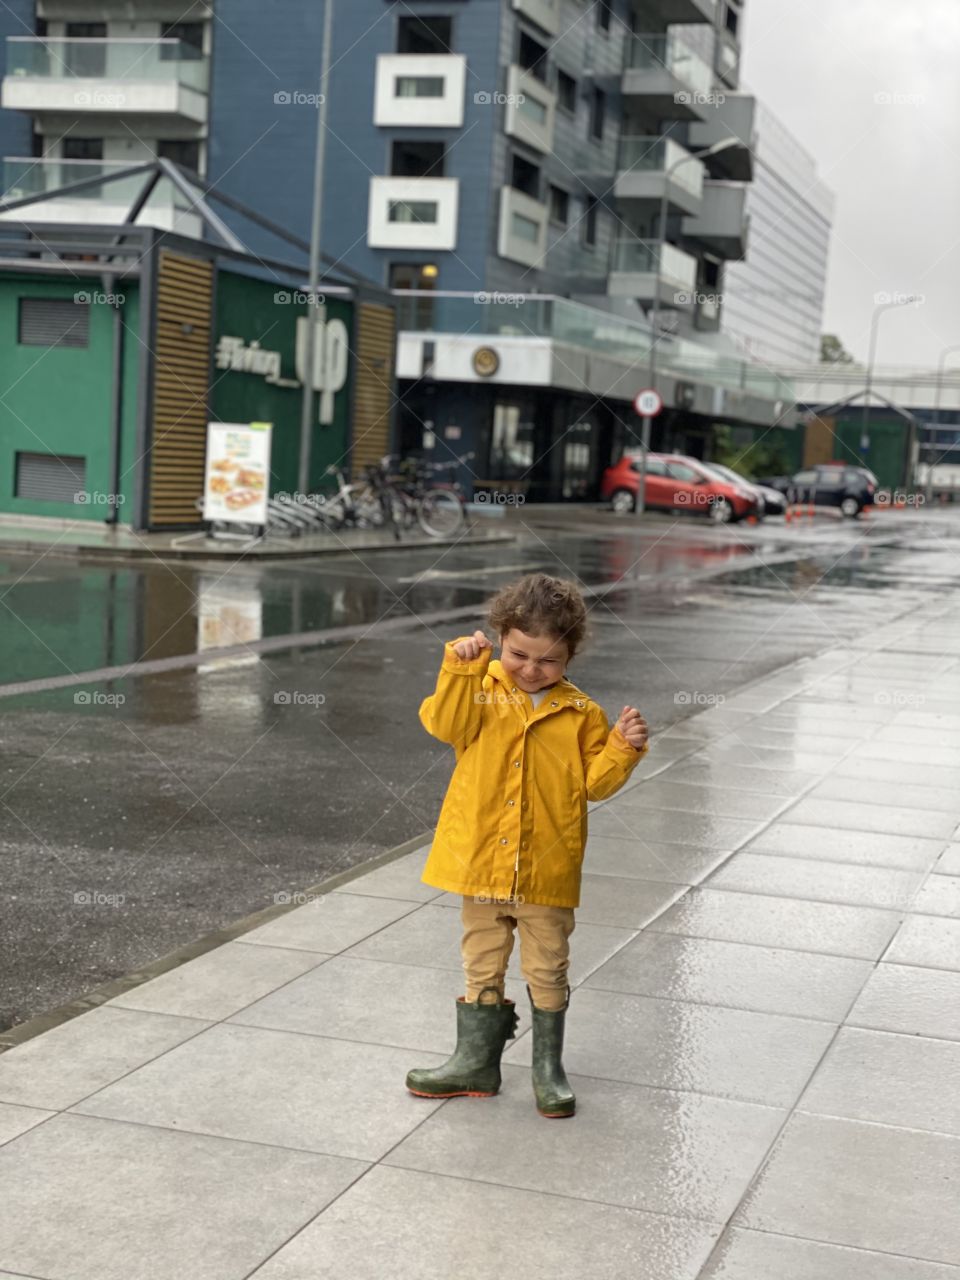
[{"x1": 741, "y1": 0, "x2": 960, "y2": 368}]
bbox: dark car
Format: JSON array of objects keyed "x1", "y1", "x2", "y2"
[{"x1": 759, "y1": 464, "x2": 878, "y2": 517}]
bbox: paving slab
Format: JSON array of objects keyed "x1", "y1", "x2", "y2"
[
  {"x1": 0, "y1": 1112, "x2": 366, "y2": 1280},
  {"x1": 884, "y1": 913, "x2": 960, "y2": 970},
  {"x1": 845, "y1": 962, "x2": 960, "y2": 1041},
  {"x1": 501, "y1": 986, "x2": 834, "y2": 1108},
  {"x1": 248, "y1": 1164, "x2": 722, "y2": 1280},
  {"x1": 385, "y1": 1067, "x2": 786, "y2": 1222},
  {"x1": 799, "y1": 1025, "x2": 960, "y2": 1136},
  {"x1": 701, "y1": 1229, "x2": 960, "y2": 1279},
  {"x1": 583, "y1": 932, "x2": 874, "y2": 1021},
  {"x1": 733, "y1": 1112, "x2": 960, "y2": 1266}
]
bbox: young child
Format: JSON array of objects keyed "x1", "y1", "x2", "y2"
[{"x1": 406, "y1": 572, "x2": 649, "y2": 1117}]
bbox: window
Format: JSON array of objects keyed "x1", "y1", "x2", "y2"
[
  {"x1": 724, "y1": 4, "x2": 740, "y2": 35},
  {"x1": 792, "y1": 470, "x2": 817, "y2": 486},
  {"x1": 389, "y1": 263, "x2": 438, "y2": 290},
  {"x1": 161, "y1": 21, "x2": 204, "y2": 53},
  {"x1": 632, "y1": 457, "x2": 667, "y2": 476},
  {"x1": 596, "y1": 0, "x2": 612, "y2": 32},
  {"x1": 157, "y1": 138, "x2": 201, "y2": 171},
  {"x1": 590, "y1": 87, "x2": 605, "y2": 141},
  {"x1": 548, "y1": 184, "x2": 569, "y2": 225},
  {"x1": 667, "y1": 462, "x2": 699, "y2": 482},
  {"x1": 15, "y1": 452, "x2": 86, "y2": 503},
  {"x1": 517, "y1": 94, "x2": 548, "y2": 128},
  {"x1": 388, "y1": 200, "x2": 438, "y2": 224},
  {"x1": 511, "y1": 212, "x2": 540, "y2": 243},
  {"x1": 62, "y1": 137, "x2": 103, "y2": 161},
  {"x1": 557, "y1": 69, "x2": 577, "y2": 114},
  {"x1": 397, "y1": 15, "x2": 452, "y2": 55},
  {"x1": 391, "y1": 139, "x2": 445, "y2": 177},
  {"x1": 511, "y1": 153, "x2": 540, "y2": 199},
  {"x1": 518, "y1": 30, "x2": 549, "y2": 83},
  {"x1": 18, "y1": 298, "x2": 90, "y2": 348},
  {"x1": 64, "y1": 22, "x2": 106, "y2": 76},
  {"x1": 394, "y1": 75, "x2": 445, "y2": 98},
  {"x1": 582, "y1": 195, "x2": 598, "y2": 247}
]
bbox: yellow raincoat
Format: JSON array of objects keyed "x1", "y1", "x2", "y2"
[{"x1": 418, "y1": 637, "x2": 648, "y2": 908}]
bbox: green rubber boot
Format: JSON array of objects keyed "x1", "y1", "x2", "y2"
[
  {"x1": 529, "y1": 984, "x2": 576, "y2": 1118},
  {"x1": 406, "y1": 986, "x2": 519, "y2": 1099}
]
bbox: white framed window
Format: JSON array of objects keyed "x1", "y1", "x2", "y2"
[
  {"x1": 373, "y1": 54, "x2": 466, "y2": 126},
  {"x1": 369, "y1": 176, "x2": 459, "y2": 248}
]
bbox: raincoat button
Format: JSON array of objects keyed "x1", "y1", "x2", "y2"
[
  {"x1": 551, "y1": 700, "x2": 558, "y2": 707},
  {"x1": 522, "y1": 840, "x2": 529, "y2": 849},
  {"x1": 499, "y1": 837, "x2": 508, "y2": 845},
  {"x1": 507, "y1": 799, "x2": 515, "y2": 806},
  {"x1": 514, "y1": 760, "x2": 521, "y2": 768}
]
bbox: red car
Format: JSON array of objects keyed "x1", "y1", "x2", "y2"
[{"x1": 601, "y1": 452, "x2": 762, "y2": 523}]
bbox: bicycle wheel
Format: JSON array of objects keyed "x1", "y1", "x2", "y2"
[{"x1": 418, "y1": 489, "x2": 464, "y2": 537}]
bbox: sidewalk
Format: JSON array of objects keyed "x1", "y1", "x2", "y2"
[
  {"x1": 0, "y1": 511, "x2": 514, "y2": 561},
  {"x1": 1, "y1": 598, "x2": 959, "y2": 1278}
]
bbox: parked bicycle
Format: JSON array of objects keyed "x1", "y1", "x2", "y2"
[{"x1": 367, "y1": 451, "x2": 474, "y2": 538}]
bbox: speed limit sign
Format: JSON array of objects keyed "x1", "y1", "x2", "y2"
[{"x1": 633, "y1": 388, "x2": 662, "y2": 417}]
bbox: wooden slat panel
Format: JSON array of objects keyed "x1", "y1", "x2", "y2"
[
  {"x1": 350, "y1": 301, "x2": 395, "y2": 480},
  {"x1": 147, "y1": 250, "x2": 214, "y2": 526}
]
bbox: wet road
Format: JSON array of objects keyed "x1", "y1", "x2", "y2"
[{"x1": 3, "y1": 505, "x2": 960, "y2": 1031}]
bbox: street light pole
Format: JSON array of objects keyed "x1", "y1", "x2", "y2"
[
  {"x1": 861, "y1": 295, "x2": 921, "y2": 462},
  {"x1": 635, "y1": 134, "x2": 741, "y2": 516},
  {"x1": 298, "y1": 0, "x2": 335, "y2": 497}
]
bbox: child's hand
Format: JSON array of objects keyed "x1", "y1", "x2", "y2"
[
  {"x1": 614, "y1": 706, "x2": 649, "y2": 751},
  {"x1": 452, "y1": 630, "x2": 492, "y2": 662}
]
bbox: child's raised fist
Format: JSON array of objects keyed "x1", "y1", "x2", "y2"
[
  {"x1": 452, "y1": 630, "x2": 493, "y2": 662},
  {"x1": 614, "y1": 706, "x2": 649, "y2": 751}
]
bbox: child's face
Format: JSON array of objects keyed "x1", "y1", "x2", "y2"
[{"x1": 498, "y1": 628, "x2": 570, "y2": 693}]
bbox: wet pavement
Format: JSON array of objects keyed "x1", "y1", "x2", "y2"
[
  {"x1": 1, "y1": 505, "x2": 959, "y2": 1038},
  {"x1": 0, "y1": 558, "x2": 958, "y2": 1277}
]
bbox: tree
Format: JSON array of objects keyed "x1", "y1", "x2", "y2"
[{"x1": 820, "y1": 333, "x2": 855, "y2": 364}]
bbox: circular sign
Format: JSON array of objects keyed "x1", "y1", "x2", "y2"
[
  {"x1": 472, "y1": 346, "x2": 500, "y2": 377},
  {"x1": 633, "y1": 388, "x2": 663, "y2": 417}
]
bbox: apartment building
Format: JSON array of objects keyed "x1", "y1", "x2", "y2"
[{"x1": 0, "y1": 0, "x2": 803, "y2": 501}]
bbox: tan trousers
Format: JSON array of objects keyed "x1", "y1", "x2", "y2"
[{"x1": 460, "y1": 896, "x2": 576, "y2": 1012}]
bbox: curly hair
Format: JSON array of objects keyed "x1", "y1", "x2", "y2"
[{"x1": 487, "y1": 573, "x2": 588, "y2": 660}]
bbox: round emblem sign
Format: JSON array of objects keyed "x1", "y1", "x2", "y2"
[{"x1": 473, "y1": 346, "x2": 500, "y2": 377}]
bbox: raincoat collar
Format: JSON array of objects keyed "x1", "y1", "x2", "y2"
[{"x1": 487, "y1": 659, "x2": 589, "y2": 713}]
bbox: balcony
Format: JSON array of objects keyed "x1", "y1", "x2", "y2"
[
  {"x1": 373, "y1": 53, "x2": 466, "y2": 128},
  {"x1": 512, "y1": 0, "x2": 560, "y2": 36},
  {"x1": 622, "y1": 32, "x2": 714, "y2": 120},
  {"x1": 648, "y1": 0, "x2": 718, "y2": 21},
  {"x1": 614, "y1": 136, "x2": 704, "y2": 216},
  {"x1": 608, "y1": 238, "x2": 698, "y2": 305},
  {"x1": 367, "y1": 176, "x2": 459, "y2": 250},
  {"x1": 681, "y1": 180, "x2": 749, "y2": 258},
  {"x1": 503, "y1": 64, "x2": 555, "y2": 155},
  {"x1": 497, "y1": 185, "x2": 548, "y2": 268},
  {"x1": 0, "y1": 157, "x2": 203, "y2": 236},
  {"x1": 687, "y1": 92, "x2": 756, "y2": 180},
  {"x1": 2, "y1": 37, "x2": 208, "y2": 125}
]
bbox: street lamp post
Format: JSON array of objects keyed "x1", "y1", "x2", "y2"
[
  {"x1": 634, "y1": 135, "x2": 742, "y2": 516},
  {"x1": 927, "y1": 342, "x2": 960, "y2": 503},
  {"x1": 861, "y1": 295, "x2": 921, "y2": 463},
  {"x1": 298, "y1": 0, "x2": 335, "y2": 497}
]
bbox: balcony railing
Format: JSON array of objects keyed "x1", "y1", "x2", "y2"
[
  {"x1": 0, "y1": 156, "x2": 202, "y2": 235},
  {"x1": 391, "y1": 290, "x2": 794, "y2": 401},
  {"x1": 617, "y1": 136, "x2": 704, "y2": 200},
  {"x1": 624, "y1": 31, "x2": 713, "y2": 100},
  {"x1": 5, "y1": 37, "x2": 209, "y2": 94},
  {"x1": 611, "y1": 237, "x2": 698, "y2": 291}
]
